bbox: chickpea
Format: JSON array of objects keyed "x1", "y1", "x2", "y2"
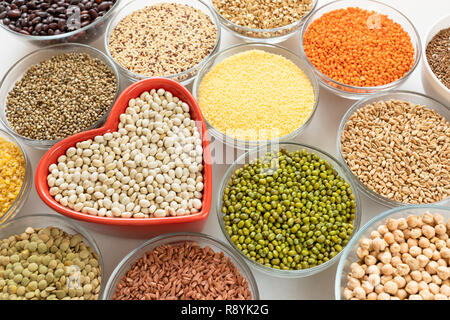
[
  {"x1": 433, "y1": 213, "x2": 444, "y2": 225},
  {"x1": 421, "y1": 212, "x2": 434, "y2": 225},
  {"x1": 434, "y1": 293, "x2": 448, "y2": 300},
  {"x1": 350, "y1": 262, "x2": 365, "y2": 279},
  {"x1": 386, "y1": 218, "x2": 398, "y2": 232},
  {"x1": 397, "y1": 218, "x2": 408, "y2": 230},
  {"x1": 371, "y1": 238, "x2": 386, "y2": 252},
  {"x1": 418, "y1": 281, "x2": 428, "y2": 291},
  {"x1": 409, "y1": 228, "x2": 422, "y2": 239},
  {"x1": 356, "y1": 247, "x2": 369, "y2": 260},
  {"x1": 368, "y1": 274, "x2": 381, "y2": 287},
  {"x1": 405, "y1": 280, "x2": 419, "y2": 294},
  {"x1": 410, "y1": 271, "x2": 422, "y2": 282},
  {"x1": 432, "y1": 275, "x2": 442, "y2": 285},
  {"x1": 381, "y1": 275, "x2": 393, "y2": 285},
  {"x1": 435, "y1": 239, "x2": 446, "y2": 250},
  {"x1": 377, "y1": 225, "x2": 388, "y2": 236},
  {"x1": 422, "y1": 225, "x2": 436, "y2": 239},
  {"x1": 396, "y1": 289, "x2": 407, "y2": 300},
  {"x1": 409, "y1": 294, "x2": 423, "y2": 300},
  {"x1": 364, "y1": 255, "x2": 377, "y2": 266},
  {"x1": 359, "y1": 238, "x2": 371, "y2": 250},
  {"x1": 367, "y1": 292, "x2": 378, "y2": 300},
  {"x1": 343, "y1": 288, "x2": 353, "y2": 300},
  {"x1": 407, "y1": 238, "x2": 418, "y2": 248},
  {"x1": 347, "y1": 277, "x2": 361, "y2": 290},
  {"x1": 397, "y1": 263, "x2": 410, "y2": 276},
  {"x1": 441, "y1": 247, "x2": 450, "y2": 259},
  {"x1": 418, "y1": 237, "x2": 430, "y2": 248},
  {"x1": 423, "y1": 247, "x2": 434, "y2": 259},
  {"x1": 399, "y1": 242, "x2": 409, "y2": 253},
  {"x1": 435, "y1": 224, "x2": 446, "y2": 236},
  {"x1": 409, "y1": 245, "x2": 421, "y2": 257},
  {"x1": 407, "y1": 215, "x2": 420, "y2": 228},
  {"x1": 437, "y1": 259, "x2": 447, "y2": 267},
  {"x1": 361, "y1": 281, "x2": 374, "y2": 294},
  {"x1": 431, "y1": 250, "x2": 441, "y2": 261},
  {"x1": 378, "y1": 251, "x2": 392, "y2": 264},
  {"x1": 393, "y1": 230, "x2": 405, "y2": 243},
  {"x1": 393, "y1": 276, "x2": 406, "y2": 288},
  {"x1": 383, "y1": 232, "x2": 395, "y2": 245},
  {"x1": 429, "y1": 282, "x2": 440, "y2": 295},
  {"x1": 353, "y1": 286, "x2": 366, "y2": 299},
  {"x1": 440, "y1": 284, "x2": 450, "y2": 296},
  {"x1": 377, "y1": 292, "x2": 391, "y2": 300},
  {"x1": 381, "y1": 264, "x2": 394, "y2": 276},
  {"x1": 419, "y1": 289, "x2": 434, "y2": 300},
  {"x1": 366, "y1": 265, "x2": 380, "y2": 275},
  {"x1": 384, "y1": 281, "x2": 398, "y2": 295},
  {"x1": 374, "y1": 284, "x2": 384, "y2": 294},
  {"x1": 405, "y1": 256, "x2": 420, "y2": 271},
  {"x1": 417, "y1": 254, "x2": 429, "y2": 268},
  {"x1": 391, "y1": 256, "x2": 402, "y2": 267},
  {"x1": 426, "y1": 261, "x2": 439, "y2": 274},
  {"x1": 437, "y1": 266, "x2": 449, "y2": 280},
  {"x1": 370, "y1": 231, "x2": 381, "y2": 240},
  {"x1": 422, "y1": 271, "x2": 432, "y2": 283},
  {"x1": 390, "y1": 242, "x2": 401, "y2": 254}
]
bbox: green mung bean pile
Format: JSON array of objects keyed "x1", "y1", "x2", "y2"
[{"x1": 222, "y1": 148, "x2": 357, "y2": 271}]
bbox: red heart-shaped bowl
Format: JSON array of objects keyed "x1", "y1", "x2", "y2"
[{"x1": 35, "y1": 78, "x2": 212, "y2": 230}]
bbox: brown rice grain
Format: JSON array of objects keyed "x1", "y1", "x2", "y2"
[{"x1": 113, "y1": 242, "x2": 252, "y2": 300}]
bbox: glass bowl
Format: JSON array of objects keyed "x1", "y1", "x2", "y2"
[
  {"x1": 102, "y1": 232, "x2": 259, "y2": 300},
  {"x1": 299, "y1": 0, "x2": 422, "y2": 99},
  {"x1": 335, "y1": 204, "x2": 450, "y2": 300},
  {"x1": 193, "y1": 43, "x2": 319, "y2": 150},
  {"x1": 0, "y1": 213, "x2": 105, "y2": 300},
  {"x1": 0, "y1": 0, "x2": 122, "y2": 47},
  {"x1": 0, "y1": 43, "x2": 120, "y2": 150},
  {"x1": 337, "y1": 90, "x2": 450, "y2": 208},
  {"x1": 0, "y1": 129, "x2": 31, "y2": 225},
  {"x1": 104, "y1": 0, "x2": 221, "y2": 86},
  {"x1": 209, "y1": 0, "x2": 317, "y2": 43},
  {"x1": 216, "y1": 142, "x2": 362, "y2": 278},
  {"x1": 422, "y1": 14, "x2": 450, "y2": 103}
]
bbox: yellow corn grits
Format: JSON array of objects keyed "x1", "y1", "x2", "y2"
[
  {"x1": 0, "y1": 136, "x2": 25, "y2": 218},
  {"x1": 198, "y1": 49, "x2": 315, "y2": 141}
]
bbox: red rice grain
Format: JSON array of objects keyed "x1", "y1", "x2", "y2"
[{"x1": 112, "y1": 241, "x2": 252, "y2": 300}]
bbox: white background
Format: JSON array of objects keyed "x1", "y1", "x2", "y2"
[{"x1": 1, "y1": 0, "x2": 449, "y2": 300}]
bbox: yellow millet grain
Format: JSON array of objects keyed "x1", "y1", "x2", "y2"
[
  {"x1": 198, "y1": 50, "x2": 315, "y2": 141},
  {"x1": 0, "y1": 137, "x2": 25, "y2": 218}
]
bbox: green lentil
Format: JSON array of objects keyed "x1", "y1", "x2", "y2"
[
  {"x1": 222, "y1": 148, "x2": 357, "y2": 270},
  {"x1": 0, "y1": 227, "x2": 101, "y2": 300}
]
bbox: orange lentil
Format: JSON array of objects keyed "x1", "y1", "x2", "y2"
[{"x1": 303, "y1": 7, "x2": 415, "y2": 87}]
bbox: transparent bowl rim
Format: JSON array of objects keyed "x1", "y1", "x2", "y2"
[
  {"x1": 0, "y1": 0, "x2": 123, "y2": 41},
  {"x1": 104, "y1": 0, "x2": 221, "y2": 81},
  {"x1": 334, "y1": 204, "x2": 450, "y2": 299},
  {"x1": 0, "y1": 212, "x2": 105, "y2": 299},
  {"x1": 192, "y1": 42, "x2": 320, "y2": 148},
  {"x1": 422, "y1": 14, "x2": 450, "y2": 94},
  {"x1": 0, "y1": 128, "x2": 31, "y2": 224},
  {"x1": 210, "y1": 0, "x2": 318, "y2": 34},
  {"x1": 299, "y1": 0, "x2": 422, "y2": 91},
  {"x1": 0, "y1": 42, "x2": 120, "y2": 146},
  {"x1": 336, "y1": 90, "x2": 450, "y2": 208},
  {"x1": 216, "y1": 141, "x2": 362, "y2": 277},
  {"x1": 102, "y1": 231, "x2": 260, "y2": 300}
]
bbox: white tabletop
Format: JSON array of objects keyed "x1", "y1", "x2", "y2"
[{"x1": 1, "y1": 0, "x2": 449, "y2": 300}]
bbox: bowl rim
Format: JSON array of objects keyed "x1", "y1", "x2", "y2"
[
  {"x1": 209, "y1": 0, "x2": 318, "y2": 34},
  {"x1": 0, "y1": 42, "x2": 121, "y2": 147},
  {"x1": 299, "y1": 0, "x2": 422, "y2": 92},
  {"x1": 422, "y1": 14, "x2": 450, "y2": 95},
  {"x1": 102, "y1": 231, "x2": 260, "y2": 300},
  {"x1": 0, "y1": 212, "x2": 105, "y2": 299},
  {"x1": 192, "y1": 42, "x2": 320, "y2": 149},
  {"x1": 216, "y1": 141, "x2": 362, "y2": 277},
  {"x1": 0, "y1": 0, "x2": 123, "y2": 40},
  {"x1": 336, "y1": 90, "x2": 450, "y2": 208},
  {"x1": 0, "y1": 128, "x2": 32, "y2": 225},
  {"x1": 35, "y1": 77, "x2": 213, "y2": 227},
  {"x1": 103, "y1": 0, "x2": 221, "y2": 82},
  {"x1": 334, "y1": 204, "x2": 450, "y2": 300}
]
